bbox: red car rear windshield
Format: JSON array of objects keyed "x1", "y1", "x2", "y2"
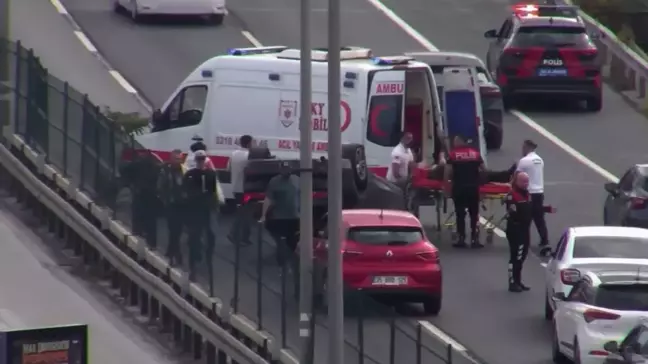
[
  {"x1": 511, "y1": 26, "x2": 591, "y2": 48},
  {"x1": 347, "y1": 226, "x2": 423, "y2": 245}
]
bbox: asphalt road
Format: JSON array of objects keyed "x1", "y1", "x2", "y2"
[
  {"x1": 40, "y1": 0, "x2": 648, "y2": 363},
  {"x1": 0, "y1": 191, "x2": 178, "y2": 364}
]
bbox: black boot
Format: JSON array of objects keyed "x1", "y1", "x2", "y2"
[
  {"x1": 453, "y1": 235, "x2": 468, "y2": 248},
  {"x1": 470, "y1": 232, "x2": 484, "y2": 249},
  {"x1": 508, "y1": 282, "x2": 523, "y2": 292},
  {"x1": 519, "y1": 282, "x2": 531, "y2": 291}
]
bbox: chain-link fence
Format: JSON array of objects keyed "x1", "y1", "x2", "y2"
[{"x1": 2, "y1": 37, "x2": 485, "y2": 364}]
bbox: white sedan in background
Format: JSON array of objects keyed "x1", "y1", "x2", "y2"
[
  {"x1": 544, "y1": 226, "x2": 648, "y2": 321},
  {"x1": 113, "y1": 0, "x2": 227, "y2": 24}
]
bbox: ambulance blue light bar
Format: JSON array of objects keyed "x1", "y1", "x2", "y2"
[
  {"x1": 227, "y1": 46, "x2": 288, "y2": 56},
  {"x1": 372, "y1": 56, "x2": 413, "y2": 65}
]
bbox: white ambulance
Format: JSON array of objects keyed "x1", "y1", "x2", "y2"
[{"x1": 136, "y1": 46, "x2": 449, "y2": 201}]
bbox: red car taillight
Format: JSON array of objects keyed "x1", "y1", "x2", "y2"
[
  {"x1": 630, "y1": 197, "x2": 648, "y2": 209},
  {"x1": 416, "y1": 250, "x2": 439, "y2": 263},
  {"x1": 583, "y1": 309, "x2": 620, "y2": 323}
]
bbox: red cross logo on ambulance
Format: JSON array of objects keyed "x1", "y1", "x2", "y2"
[{"x1": 279, "y1": 100, "x2": 298, "y2": 128}]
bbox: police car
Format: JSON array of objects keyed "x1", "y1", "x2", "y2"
[
  {"x1": 113, "y1": 0, "x2": 227, "y2": 24},
  {"x1": 484, "y1": 3, "x2": 602, "y2": 111}
]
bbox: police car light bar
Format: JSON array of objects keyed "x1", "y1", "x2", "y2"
[
  {"x1": 511, "y1": 3, "x2": 578, "y2": 17},
  {"x1": 278, "y1": 47, "x2": 373, "y2": 61},
  {"x1": 228, "y1": 46, "x2": 288, "y2": 56},
  {"x1": 372, "y1": 56, "x2": 413, "y2": 65}
]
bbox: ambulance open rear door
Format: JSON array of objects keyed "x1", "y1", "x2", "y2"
[
  {"x1": 364, "y1": 70, "x2": 406, "y2": 175},
  {"x1": 442, "y1": 67, "x2": 487, "y2": 166}
]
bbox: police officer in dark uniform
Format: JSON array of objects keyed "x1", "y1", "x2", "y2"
[
  {"x1": 444, "y1": 135, "x2": 484, "y2": 249},
  {"x1": 127, "y1": 150, "x2": 162, "y2": 248},
  {"x1": 158, "y1": 149, "x2": 186, "y2": 265},
  {"x1": 183, "y1": 150, "x2": 218, "y2": 278}
]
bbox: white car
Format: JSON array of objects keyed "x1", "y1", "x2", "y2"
[
  {"x1": 551, "y1": 269, "x2": 648, "y2": 364},
  {"x1": 113, "y1": 0, "x2": 227, "y2": 24},
  {"x1": 544, "y1": 226, "x2": 648, "y2": 321}
]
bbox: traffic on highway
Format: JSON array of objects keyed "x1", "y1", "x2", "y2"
[{"x1": 16, "y1": 0, "x2": 648, "y2": 362}]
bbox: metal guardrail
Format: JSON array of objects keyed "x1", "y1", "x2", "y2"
[{"x1": 0, "y1": 37, "x2": 487, "y2": 364}]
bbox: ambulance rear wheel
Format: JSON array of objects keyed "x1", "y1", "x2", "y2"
[
  {"x1": 342, "y1": 144, "x2": 368, "y2": 192},
  {"x1": 502, "y1": 94, "x2": 515, "y2": 111},
  {"x1": 485, "y1": 125, "x2": 503, "y2": 150}
]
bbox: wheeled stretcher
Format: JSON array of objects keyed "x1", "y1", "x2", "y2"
[{"x1": 406, "y1": 166, "x2": 512, "y2": 244}]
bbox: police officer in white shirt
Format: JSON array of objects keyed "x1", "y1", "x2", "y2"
[
  {"x1": 386, "y1": 132, "x2": 415, "y2": 190},
  {"x1": 516, "y1": 139, "x2": 549, "y2": 249},
  {"x1": 228, "y1": 135, "x2": 253, "y2": 245}
]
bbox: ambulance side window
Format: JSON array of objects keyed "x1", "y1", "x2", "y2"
[
  {"x1": 160, "y1": 85, "x2": 208, "y2": 131},
  {"x1": 366, "y1": 95, "x2": 403, "y2": 147}
]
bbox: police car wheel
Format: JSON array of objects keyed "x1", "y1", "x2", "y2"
[
  {"x1": 585, "y1": 96, "x2": 602, "y2": 112},
  {"x1": 502, "y1": 94, "x2": 515, "y2": 111},
  {"x1": 207, "y1": 14, "x2": 224, "y2": 25},
  {"x1": 423, "y1": 295, "x2": 441, "y2": 315}
]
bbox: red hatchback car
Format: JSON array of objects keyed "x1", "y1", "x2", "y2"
[{"x1": 312, "y1": 209, "x2": 442, "y2": 315}]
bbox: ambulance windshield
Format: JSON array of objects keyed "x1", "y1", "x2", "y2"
[{"x1": 366, "y1": 95, "x2": 403, "y2": 147}]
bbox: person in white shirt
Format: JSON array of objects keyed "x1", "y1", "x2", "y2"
[
  {"x1": 228, "y1": 135, "x2": 253, "y2": 245},
  {"x1": 515, "y1": 139, "x2": 549, "y2": 248},
  {"x1": 386, "y1": 132, "x2": 415, "y2": 189}
]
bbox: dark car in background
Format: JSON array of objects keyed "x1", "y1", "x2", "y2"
[
  {"x1": 406, "y1": 51, "x2": 504, "y2": 150},
  {"x1": 604, "y1": 164, "x2": 648, "y2": 228},
  {"x1": 603, "y1": 320, "x2": 648, "y2": 363},
  {"x1": 483, "y1": 4, "x2": 602, "y2": 111}
]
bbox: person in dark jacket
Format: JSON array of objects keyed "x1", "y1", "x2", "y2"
[
  {"x1": 182, "y1": 150, "x2": 218, "y2": 278},
  {"x1": 158, "y1": 149, "x2": 187, "y2": 265},
  {"x1": 127, "y1": 150, "x2": 162, "y2": 248},
  {"x1": 444, "y1": 135, "x2": 485, "y2": 249},
  {"x1": 505, "y1": 172, "x2": 553, "y2": 292}
]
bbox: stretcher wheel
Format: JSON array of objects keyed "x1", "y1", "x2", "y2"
[{"x1": 486, "y1": 229, "x2": 494, "y2": 244}]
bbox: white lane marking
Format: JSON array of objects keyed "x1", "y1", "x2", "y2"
[
  {"x1": 419, "y1": 321, "x2": 467, "y2": 351},
  {"x1": 510, "y1": 111, "x2": 619, "y2": 183},
  {"x1": 49, "y1": 0, "x2": 69, "y2": 14},
  {"x1": 365, "y1": 0, "x2": 439, "y2": 51},
  {"x1": 0, "y1": 309, "x2": 25, "y2": 330},
  {"x1": 109, "y1": 70, "x2": 138, "y2": 94},
  {"x1": 241, "y1": 31, "x2": 263, "y2": 47},
  {"x1": 74, "y1": 31, "x2": 98, "y2": 53}
]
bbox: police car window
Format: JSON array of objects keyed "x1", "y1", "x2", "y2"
[
  {"x1": 366, "y1": 95, "x2": 403, "y2": 147},
  {"x1": 498, "y1": 19, "x2": 513, "y2": 38},
  {"x1": 595, "y1": 284, "x2": 648, "y2": 311},
  {"x1": 572, "y1": 236, "x2": 648, "y2": 259},
  {"x1": 347, "y1": 226, "x2": 423, "y2": 246},
  {"x1": 511, "y1": 26, "x2": 591, "y2": 48}
]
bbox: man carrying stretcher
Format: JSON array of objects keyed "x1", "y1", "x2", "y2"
[{"x1": 444, "y1": 135, "x2": 485, "y2": 249}]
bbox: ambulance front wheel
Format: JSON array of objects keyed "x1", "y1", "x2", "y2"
[
  {"x1": 342, "y1": 144, "x2": 368, "y2": 192},
  {"x1": 485, "y1": 124, "x2": 503, "y2": 150},
  {"x1": 502, "y1": 92, "x2": 515, "y2": 111}
]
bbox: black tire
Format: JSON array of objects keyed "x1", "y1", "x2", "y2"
[
  {"x1": 573, "y1": 338, "x2": 581, "y2": 364},
  {"x1": 342, "y1": 144, "x2": 368, "y2": 192},
  {"x1": 551, "y1": 325, "x2": 569, "y2": 364},
  {"x1": 207, "y1": 14, "x2": 224, "y2": 25},
  {"x1": 502, "y1": 93, "x2": 515, "y2": 111},
  {"x1": 544, "y1": 293, "x2": 553, "y2": 321},
  {"x1": 423, "y1": 295, "x2": 442, "y2": 315},
  {"x1": 585, "y1": 95, "x2": 602, "y2": 112}
]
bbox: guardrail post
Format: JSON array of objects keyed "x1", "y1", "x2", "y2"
[
  {"x1": 12, "y1": 41, "x2": 21, "y2": 135},
  {"x1": 255, "y1": 223, "x2": 263, "y2": 330},
  {"x1": 446, "y1": 344, "x2": 453, "y2": 364},
  {"x1": 357, "y1": 296, "x2": 365, "y2": 364},
  {"x1": 129, "y1": 279, "x2": 139, "y2": 307},
  {"x1": 140, "y1": 289, "x2": 149, "y2": 316},
  {"x1": 173, "y1": 314, "x2": 182, "y2": 343},
  {"x1": 192, "y1": 331, "x2": 202, "y2": 360},
  {"x1": 217, "y1": 349, "x2": 227, "y2": 364},
  {"x1": 182, "y1": 323, "x2": 192, "y2": 353},
  {"x1": 62, "y1": 82, "x2": 69, "y2": 176},
  {"x1": 161, "y1": 305, "x2": 172, "y2": 333},
  {"x1": 206, "y1": 342, "x2": 215, "y2": 364},
  {"x1": 416, "y1": 323, "x2": 422, "y2": 364},
  {"x1": 389, "y1": 314, "x2": 396, "y2": 364},
  {"x1": 280, "y1": 258, "x2": 287, "y2": 348}
]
